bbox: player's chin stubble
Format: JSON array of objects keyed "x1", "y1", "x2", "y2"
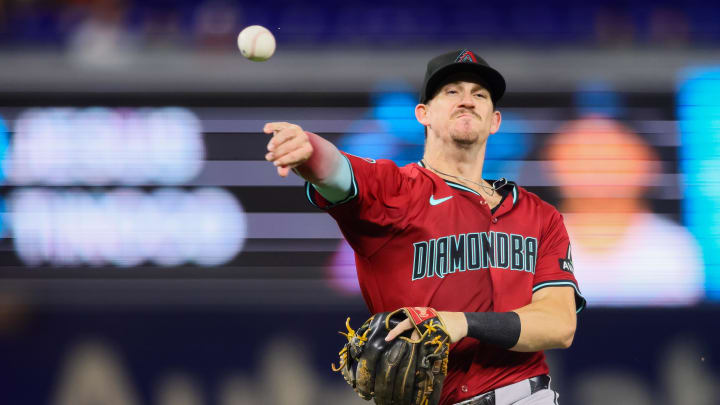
[{"x1": 449, "y1": 121, "x2": 484, "y2": 146}]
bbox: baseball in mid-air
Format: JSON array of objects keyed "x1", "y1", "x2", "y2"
[{"x1": 237, "y1": 25, "x2": 276, "y2": 62}]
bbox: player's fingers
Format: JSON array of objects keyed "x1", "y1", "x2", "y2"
[
  {"x1": 277, "y1": 166, "x2": 291, "y2": 177},
  {"x1": 272, "y1": 144, "x2": 313, "y2": 168},
  {"x1": 269, "y1": 133, "x2": 307, "y2": 161},
  {"x1": 267, "y1": 126, "x2": 304, "y2": 152},
  {"x1": 385, "y1": 318, "x2": 413, "y2": 342},
  {"x1": 263, "y1": 121, "x2": 293, "y2": 134}
]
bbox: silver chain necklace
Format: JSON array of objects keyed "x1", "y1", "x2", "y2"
[{"x1": 421, "y1": 159, "x2": 507, "y2": 196}]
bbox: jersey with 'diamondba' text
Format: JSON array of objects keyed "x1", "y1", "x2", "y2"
[{"x1": 305, "y1": 152, "x2": 586, "y2": 405}]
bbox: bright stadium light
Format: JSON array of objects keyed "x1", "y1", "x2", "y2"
[
  {"x1": 678, "y1": 67, "x2": 720, "y2": 300},
  {"x1": 7, "y1": 107, "x2": 205, "y2": 186},
  {"x1": 9, "y1": 187, "x2": 246, "y2": 267}
]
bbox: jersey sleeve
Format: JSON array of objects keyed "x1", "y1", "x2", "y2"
[
  {"x1": 532, "y1": 208, "x2": 587, "y2": 313},
  {"x1": 305, "y1": 152, "x2": 414, "y2": 257}
]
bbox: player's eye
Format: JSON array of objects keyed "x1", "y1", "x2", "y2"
[
  {"x1": 475, "y1": 93, "x2": 487, "y2": 99},
  {"x1": 446, "y1": 89, "x2": 458, "y2": 95}
]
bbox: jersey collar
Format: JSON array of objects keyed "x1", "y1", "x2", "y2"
[{"x1": 416, "y1": 161, "x2": 520, "y2": 205}]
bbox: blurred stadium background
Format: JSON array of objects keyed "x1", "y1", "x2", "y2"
[{"x1": 1, "y1": 0, "x2": 719, "y2": 404}]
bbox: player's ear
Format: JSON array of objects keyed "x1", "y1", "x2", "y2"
[
  {"x1": 489, "y1": 110, "x2": 502, "y2": 135},
  {"x1": 415, "y1": 103, "x2": 429, "y2": 126}
]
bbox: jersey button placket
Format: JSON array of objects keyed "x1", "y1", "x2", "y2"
[
  {"x1": 461, "y1": 385, "x2": 468, "y2": 393},
  {"x1": 491, "y1": 217, "x2": 498, "y2": 224}
]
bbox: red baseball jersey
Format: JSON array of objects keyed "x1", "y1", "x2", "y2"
[{"x1": 306, "y1": 152, "x2": 585, "y2": 404}]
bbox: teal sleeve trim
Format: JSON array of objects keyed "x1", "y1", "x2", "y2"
[{"x1": 532, "y1": 280, "x2": 587, "y2": 314}]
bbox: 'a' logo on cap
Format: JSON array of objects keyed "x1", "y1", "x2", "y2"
[{"x1": 456, "y1": 50, "x2": 477, "y2": 63}]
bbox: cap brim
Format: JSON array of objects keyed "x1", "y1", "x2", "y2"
[{"x1": 422, "y1": 63, "x2": 506, "y2": 105}]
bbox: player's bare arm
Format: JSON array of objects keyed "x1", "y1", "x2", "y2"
[
  {"x1": 510, "y1": 285, "x2": 577, "y2": 351},
  {"x1": 386, "y1": 286, "x2": 576, "y2": 352},
  {"x1": 264, "y1": 122, "x2": 352, "y2": 202},
  {"x1": 262, "y1": 122, "x2": 341, "y2": 180}
]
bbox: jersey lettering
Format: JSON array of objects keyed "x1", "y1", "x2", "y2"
[
  {"x1": 525, "y1": 237, "x2": 538, "y2": 273},
  {"x1": 435, "y1": 236, "x2": 449, "y2": 278},
  {"x1": 510, "y1": 234, "x2": 524, "y2": 271},
  {"x1": 412, "y1": 241, "x2": 429, "y2": 280},
  {"x1": 450, "y1": 234, "x2": 466, "y2": 273},
  {"x1": 558, "y1": 243, "x2": 574, "y2": 273},
  {"x1": 411, "y1": 232, "x2": 539, "y2": 280},
  {"x1": 481, "y1": 232, "x2": 495, "y2": 268},
  {"x1": 466, "y1": 233, "x2": 481, "y2": 270},
  {"x1": 427, "y1": 239, "x2": 436, "y2": 278},
  {"x1": 496, "y1": 232, "x2": 510, "y2": 269}
]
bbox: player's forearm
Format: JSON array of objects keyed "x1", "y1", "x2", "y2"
[
  {"x1": 439, "y1": 311, "x2": 521, "y2": 349},
  {"x1": 294, "y1": 132, "x2": 344, "y2": 185},
  {"x1": 453, "y1": 309, "x2": 573, "y2": 352},
  {"x1": 292, "y1": 131, "x2": 352, "y2": 202},
  {"x1": 510, "y1": 295, "x2": 576, "y2": 352},
  {"x1": 442, "y1": 288, "x2": 576, "y2": 352}
]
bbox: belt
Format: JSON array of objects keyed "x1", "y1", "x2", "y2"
[{"x1": 454, "y1": 375, "x2": 551, "y2": 405}]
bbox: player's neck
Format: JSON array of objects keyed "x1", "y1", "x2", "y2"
[{"x1": 422, "y1": 142, "x2": 487, "y2": 185}]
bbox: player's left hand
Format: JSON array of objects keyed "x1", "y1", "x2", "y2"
[{"x1": 385, "y1": 311, "x2": 468, "y2": 343}]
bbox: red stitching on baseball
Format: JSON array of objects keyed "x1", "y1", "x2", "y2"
[{"x1": 250, "y1": 30, "x2": 272, "y2": 59}]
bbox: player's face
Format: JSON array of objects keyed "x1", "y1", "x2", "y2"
[{"x1": 417, "y1": 78, "x2": 501, "y2": 146}]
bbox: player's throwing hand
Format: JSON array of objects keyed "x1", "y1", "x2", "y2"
[{"x1": 263, "y1": 122, "x2": 314, "y2": 177}]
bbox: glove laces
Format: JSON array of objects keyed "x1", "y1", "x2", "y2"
[{"x1": 331, "y1": 317, "x2": 370, "y2": 372}]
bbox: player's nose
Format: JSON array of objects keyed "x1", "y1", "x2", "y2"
[{"x1": 457, "y1": 91, "x2": 476, "y2": 108}]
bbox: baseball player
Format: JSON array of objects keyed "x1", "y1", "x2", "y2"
[{"x1": 263, "y1": 49, "x2": 585, "y2": 405}]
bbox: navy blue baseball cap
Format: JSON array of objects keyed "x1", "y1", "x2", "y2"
[{"x1": 420, "y1": 49, "x2": 506, "y2": 105}]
